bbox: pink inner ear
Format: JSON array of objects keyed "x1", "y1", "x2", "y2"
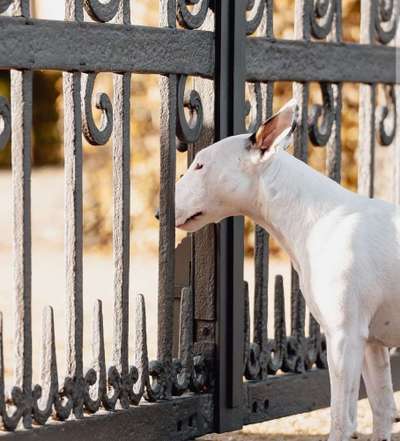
[{"x1": 255, "y1": 107, "x2": 293, "y2": 151}]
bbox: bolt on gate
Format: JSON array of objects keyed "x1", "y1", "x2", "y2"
[{"x1": 0, "y1": 0, "x2": 399, "y2": 440}]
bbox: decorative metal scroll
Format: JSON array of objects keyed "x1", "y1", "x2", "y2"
[
  {"x1": 0, "y1": 96, "x2": 11, "y2": 150},
  {"x1": 245, "y1": 82, "x2": 262, "y2": 134},
  {"x1": 176, "y1": 0, "x2": 210, "y2": 29},
  {"x1": 377, "y1": 84, "x2": 397, "y2": 146},
  {"x1": 244, "y1": 0, "x2": 270, "y2": 132},
  {"x1": 245, "y1": 0, "x2": 266, "y2": 35},
  {"x1": 308, "y1": 0, "x2": 340, "y2": 149},
  {"x1": 176, "y1": 74, "x2": 204, "y2": 151},
  {"x1": 0, "y1": 0, "x2": 209, "y2": 432},
  {"x1": 309, "y1": 0, "x2": 337, "y2": 40},
  {"x1": 83, "y1": 0, "x2": 120, "y2": 23},
  {"x1": 81, "y1": 73, "x2": 113, "y2": 146},
  {"x1": 373, "y1": 0, "x2": 399, "y2": 44},
  {"x1": 243, "y1": 0, "x2": 343, "y2": 382},
  {"x1": 308, "y1": 82, "x2": 335, "y2": 147},
  {"x1": 0, "y1": 291, "x2": 208, "y2": 429},
  {"x1": 243, "y1": 275, "x2": 328, "y2": 380}
]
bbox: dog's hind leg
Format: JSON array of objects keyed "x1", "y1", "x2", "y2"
[
  {"x1": 326, "y1": 330, "x2": 365, "y2": 441},
  {"x1": 362, "y1": 342, "x2": 396, "y2": 441},
  {"x1": 349, "y1": 391, "x2": 358, "y2": 439}
]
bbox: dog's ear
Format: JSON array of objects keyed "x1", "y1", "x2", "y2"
[{"x1": 250, "y1": 99, "x2": 298, "y2": 156}]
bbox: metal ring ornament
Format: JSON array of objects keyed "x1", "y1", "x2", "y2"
[
  {"x1": 83, "y1": 0, "x2": 120, "y2": 23},
  {"x1": 176, "y1": 0, "x2": 209, "y2": 30},
  {"x1": 172, "y1": 358, "x2": 191, "y2": 395},
  {"x1": 309, "y1": 0, "x2": 336, "y2": 40},
  {"x1": 245, "y1": 343, "x2": 261, "y2": 380},
  {"x1": 147, "y1": 359, "x2": 166, "y2": 400},
  {"x1": 0, "y1": 97, "x2": 11, "y2": 150},
  {"x1": 246, "y1": 0, "x2": 266, "y2": 35},
  {"x1": 0, "y1": 0, "x2": 12, "y2": 14},
  {"x1": 54, "y1": 376, "x2": 74, "y2": 420},
  {"x1": 377, "y1": 85, "x2": 397, "y2": 146},
  {"x1": 176, "y1": 75, "x2": 204, "y2": 151},
  {"x1": 0, "y1": 387, "x2": 25, "y2": 431},
  {"x1": 308, "y1": 83, "x2": 335, "y2": 147},
  {"x1": 83, "y1": 368, "x2": 102, "y2": 413},
  {"x1": 32, "y1": 306, "x2": 60, "y2": 424},
  {"x1": 82, "y1": 73, "x2": 113, "y2": 146},
  {"x1": 374, "y1": 0, "x2": 399, "y2": 44},
  {"x1": 191, "y1": 355, "x2": 207, "y2": 392}
]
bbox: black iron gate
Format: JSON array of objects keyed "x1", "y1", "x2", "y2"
[{"x1": 0, "y1": 0, "x2": 399, "y2": 439}]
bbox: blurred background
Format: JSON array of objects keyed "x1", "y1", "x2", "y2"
[{"x1": 0, "y1": 1, "x2": 398, "y2": 438}]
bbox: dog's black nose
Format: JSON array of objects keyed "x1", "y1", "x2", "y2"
[{"x1": 154, "y1": 208, "x2": 160, "y2": 220}]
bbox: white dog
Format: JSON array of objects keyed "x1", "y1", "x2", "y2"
[{"x1": 174, "y1": 100, "x2": 400, "y2": 441}]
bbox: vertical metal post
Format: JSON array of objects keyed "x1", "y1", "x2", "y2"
[
  {"x1": 358, "y1": 0, "x2": 375, "y2": 197},
  {"x1": 112, "y1": 0, "x2": 131, "y2": 409},
  {"x1": 158, "y1": 0, "x2": 177, "y2": 399},
  {"x1": 214, "y1": 0, "x2": 246, "y2": 432},
  {"x1": 253, "y1": 0, "x2": 274, "y2": 382},
  {"x1": 11, "y1": 0, "x2": 32, "y2": 429},
  {"x1": 64, "y1": 0, "x2": 84, "y2": 419},
  {"x1": 192, "y1": 10, "x2": 217, "y2": 374}
]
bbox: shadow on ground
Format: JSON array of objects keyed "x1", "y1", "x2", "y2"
[{"x1": 200, "y1": 433, "x2": 400, "y2": 441}]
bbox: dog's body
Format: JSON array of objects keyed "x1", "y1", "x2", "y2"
[{"x1": 174, "y1": 101, "x2": 400, "y2": 441}]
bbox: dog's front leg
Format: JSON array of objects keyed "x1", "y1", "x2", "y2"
[
  {"x1": 326, "y1": 329, "x2": 365, "y2": 441},
  {"x1": 362, "y1": 342, "x2": 397, "y2": 441}
]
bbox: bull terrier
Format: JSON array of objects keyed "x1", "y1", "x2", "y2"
[{"x1": 174, "y1": 100, "x2": 400, "y2": 441}]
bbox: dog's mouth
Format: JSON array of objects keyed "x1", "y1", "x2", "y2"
[{"x1": 177, "y1": 211, "x2": 203, "y2": 228}]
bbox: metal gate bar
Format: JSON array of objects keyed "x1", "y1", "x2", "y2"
[{"x1": 214, "y1": 0, "x2": 246, "y2": 433}]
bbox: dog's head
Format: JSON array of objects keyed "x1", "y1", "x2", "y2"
[{"x1": 174, "y1": 99, "x2": 299, "y2": 232}]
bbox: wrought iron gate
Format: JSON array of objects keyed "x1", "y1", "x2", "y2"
[{"x1": 0, "y1": 0, "x2": 399, "y2": 439}]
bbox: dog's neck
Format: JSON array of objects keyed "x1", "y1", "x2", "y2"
[{"x1": 242, "y1": 152, "x2": 355, "y2": 271}]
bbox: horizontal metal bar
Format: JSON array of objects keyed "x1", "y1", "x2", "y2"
[
  {"x1": 244, "y1": 354, "x2": 400, "y2": 425},
  {"x1": 0, "y1": 17, "x2": 398, "y2": 84},
  {"x1": 246, "y1": 38, "x2": 399, "y2": 84},
  {"x1": 0, "y1": 16, "x2": 215, "y2": 77},
  {"x1": 0, "y1": 394, "x2": 214, "y2": 441}
]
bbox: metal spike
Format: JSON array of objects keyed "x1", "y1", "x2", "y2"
[
  {"x1": 33, "y1": 306, "x2": 58, "y2": 425},
  {"x1": 172, "y1": 287, "x2": 193, "y2": 394},
  {"x1": 131, "y1": 294, "x2": 149, "y2": 404},
  {"x1": 83, "y1": 300, "x2": 105, "y2": 413},
  {"x1": 0, "y1": 311, "x2": 24, "y2": 430},
  {"x1": 243, "y1": 281, "x2": 250, "y2": 374},
  {"x1": 268, "y1": 275, "x2": 286, "y2": 374}
]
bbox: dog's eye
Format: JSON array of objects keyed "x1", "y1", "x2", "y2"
[{"x1": 194, "y1": 163, "x2": 203, "y2": 170}]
